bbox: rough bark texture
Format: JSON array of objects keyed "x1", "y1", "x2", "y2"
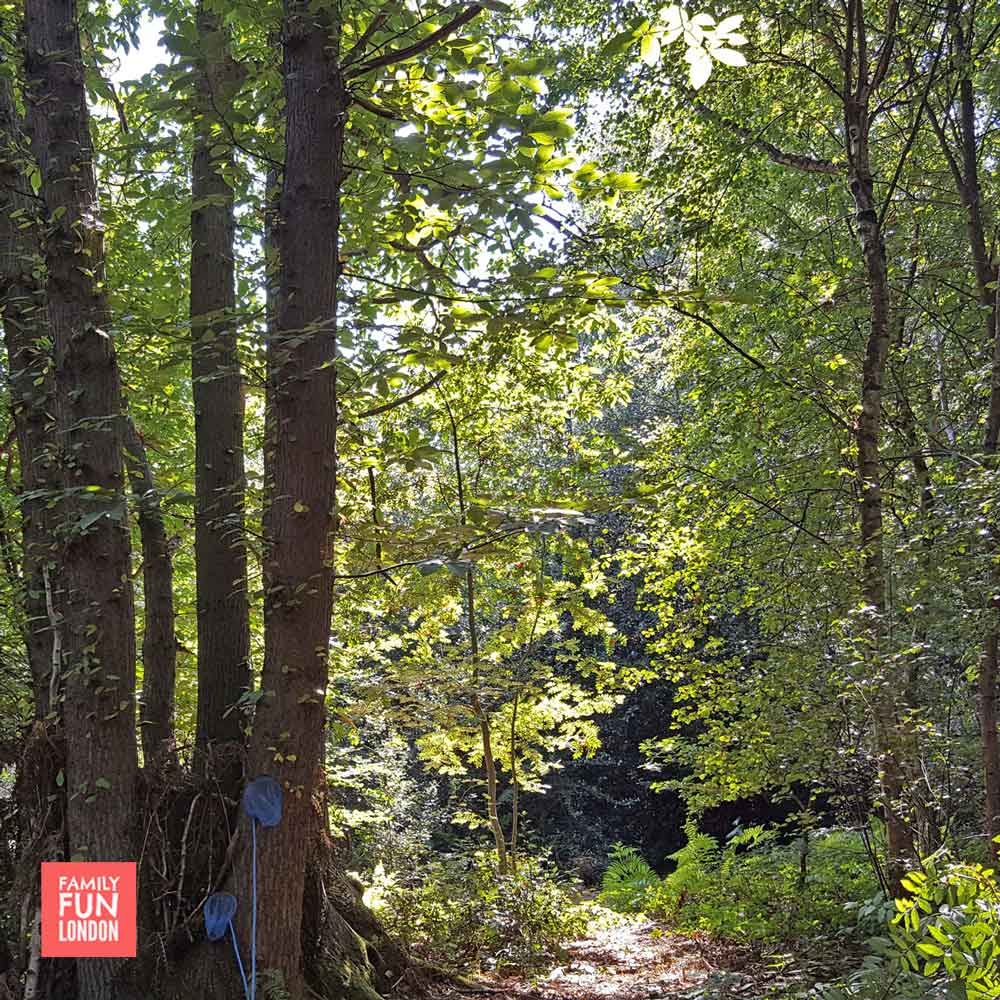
[
  {"x1": 0, "y1": 73, "x2": 56, "y2": 717},
  {"x1": 124, "y1": 417, "x2": 178, "y2": 765},
  {"x1": 24, "y1": 0, "x2": 138, "y2": 995},
  {"x1": 191, "y1": 0, "x2": 251, "y2": 757},
  {"x1": 0, "y1": 81, "x2": 70, "y2": 999},
  {"x1": 233, "y1": 0, "x2": 345, "y2": 990},
  {"x1": 13, "y1": 724, "x2": 76, "y2": 1000}
]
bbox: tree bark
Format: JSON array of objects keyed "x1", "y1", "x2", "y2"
[
  {"x1": 0, "y1": 70, "x2": 56, "y2": 717},
  {"x1": 234, "y1": 0, "x2": 345, "y2": 989},
  {"x1": 0, "y1": 78, "x2": 76, "y2": 1000},
  {"x1": 23, "y1": 0, "x2": 138, "y2": 995},
  {"x1": 124, "y1": 417, "x2": 177, "y2": 766},
  {"x1": 191, "y1": 0, "x2": 251, "y2": 758},
  {"x1": 842, "y1": 0, "x2": 915, "y2": 890}
]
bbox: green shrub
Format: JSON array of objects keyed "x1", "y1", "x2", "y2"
[
  {"x1": 642, "y1": 824, "x2": 879, "y2": 944},
  {"x1": 890, "y1": 851, "x2": 1000, "y2": 998},
  {"x1": 805, "y1": 953, "x2": 953, "y2": 1000},
  {"x1": 370, "y1": 849, "x2": 588, "y2": 971},
  {"x1": 599, "y1": 842, "x2": 660, "y2": 912}
]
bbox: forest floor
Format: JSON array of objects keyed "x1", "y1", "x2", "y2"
[{"x1": 423, "y1": 909, "x2": 797, "y2": 1000}]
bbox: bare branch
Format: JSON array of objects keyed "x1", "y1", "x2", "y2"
[
  {"x1": 342, "y1": 5, "x2": 392, "y2": 65},
  {"x1": 870, "y1": 0, "x2": 900, "y2": 91},
  {"x1": 671, "y1": 305, "x2": 851, "y2": 432}
]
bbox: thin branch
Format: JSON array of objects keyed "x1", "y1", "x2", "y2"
[
  {"x1": 342, "y1": 6, "x2": 392, "y2": 65},
  {"x1": 344, "y1": 5, "x2": 483, "y2": 79},
  {"x1": 692, "y1": 100, "x2": 840, "y2": 175},
  {"x1": 878, "y1": 30, "x2": 947, "y2": 228},
  {"x1": 349, "y1": 90, "x2": 404, "y2": 120},
  {"x1": 670, "y1": 305, "x2": 852, "y2": 431},
  {"x1": 354, "y1": 370, "x2": 448, "y2": 418},
  {"x1": 870, "y1": 0, "x2": 900, "y2": 91}
]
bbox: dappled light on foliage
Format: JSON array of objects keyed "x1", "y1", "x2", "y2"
[{"x1": 2, "y1": 0, "x2": 1000, "y2": 997}]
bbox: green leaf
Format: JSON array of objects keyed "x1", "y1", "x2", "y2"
[
  {"x1": 640, "y1": 32, "x2": 661, "y2": 66},
  {"x1": 602, "y1": 20, "x2": 646, "y2": 59}
]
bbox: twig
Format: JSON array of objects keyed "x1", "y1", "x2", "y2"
[
  {"x1": 172, "y1": 792, "x2": 201, "y2": 936},
  {"x1": 22, "y1": 905, "x2": 40, "y2": 1000}
]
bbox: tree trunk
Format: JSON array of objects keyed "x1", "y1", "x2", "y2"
[
  {"x1": 0, "y1": 75, "x2": 77, "y2": 1000},
  {"x1": 191, "y1": 0, "x2": 251, "y2": 759},
  {"x1": 124, "y1": 417, "x2": 178, "y2": 766},
  {"x1": 23, "y1": 0, "x2": 138, "y2": 996},
  {"x1": 446, "y1": 398, "x2": 510, "y2": 872},
  {"x1": 302, "y1": 822, "x2": 411, "y2": 1000},
  {"x1": 0, "y1": 72, "x2": 57, "y2": 717},
  {"x1": 965, "y1": 106, "x2": 1000, "y2": 864},
  {"x1": 233, "y1": 0, "x2": 345, "y2": 989},
  {"x1": 842, "y1": 0, "x2": 915, "y2": 890},
  {"x1": 958, "y1": 40, "x2": 1000, "y2": 868},
  {"x1": 928, "y1": 4, "x2": 1000, "y2": 860}
]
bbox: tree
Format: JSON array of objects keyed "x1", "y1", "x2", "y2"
[
  {"x1": 533, "y1": 0, "x2": 1000, "y2": 885},
  {"x1": 925, "y1": 0, "x2": 1000, "y2": 861},
  {"x1": 0, "y1": 65, "x2": 55, "y2": 718},
  {"x1": 124, "y1": 416, "x2": 177, "y2": 765},
  {"x1": 189, "y1": 0, "x2": 252, "y2": 763},
  {"x1": 24, "y1": 0, "x2": 138, "y2": 995}
]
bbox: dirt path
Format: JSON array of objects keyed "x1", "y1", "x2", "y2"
[
  {"x1": 485, "y1": 918, "x2": 712, "y2": 999},
  {"x1": 425, "y1": 914, "x2": 726, "y2": 1000}
]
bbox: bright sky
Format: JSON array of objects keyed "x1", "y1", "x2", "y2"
[{"x1": 112, "y1": 15, "x2": 167, "y2": 83}]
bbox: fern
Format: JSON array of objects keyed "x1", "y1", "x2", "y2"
[
  {"x1": 721, "y1": 823, "x2": 775, "y2": 876},
  {"x1": 645, "y1": 823, "x2": 722, "y2": 915},
  {"x1": 599, "y1": 843, "x2": 659, "y2": 912}
]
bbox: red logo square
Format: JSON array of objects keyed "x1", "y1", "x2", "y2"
[{"x1": 41, "y1": 862, "x2": 137, "y2": 958}]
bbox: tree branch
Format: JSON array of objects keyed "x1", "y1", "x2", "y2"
[
  {"x1": 349, "y1": 90, "x2": 404, "y2": 120},
  {"x1": 344, "y1": 5, "x2": 483, "y2": 79},
  {"x1": 342, "y1": 6, "x2": 392, "y2": 65},
  {"x1": 671, "y1": 305, "x2": 851, "y2": 432},
  {"x1": 692, "y1": 100, "x2": 840, "y2": 174},
  {"x1": 353, "y1": 370, "x2": 448, "y2": 418},
  {"x1": 870, "y1": 0, "x2": 900, "y2": 91}
]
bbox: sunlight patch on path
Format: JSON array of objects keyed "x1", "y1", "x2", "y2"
[{"x1": 438, "y1": 909, "x2": 715, "y2": 1000}]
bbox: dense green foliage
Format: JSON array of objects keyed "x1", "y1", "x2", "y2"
[
  {"x1": 601, "y1": 828, "x2": 881, "y2": 944},
  {"x1": 369, "y1": 849, "x2": 588, "y2": 971},
  {"x1": 2, "y1": 0, "x2": 1000, "y2": 997}
]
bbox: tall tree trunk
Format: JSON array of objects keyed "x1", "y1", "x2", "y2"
[
  {"x1": 235, "y1": 0, "x2": 345, "y2": 989},
  {"x1": 191, "y1": 0, "x2": 251, "y2": 759},
  {"x1": 928, "y1": 3, "x2": 1000, "y2": 861},
  {"x1": 959, "y1": 41, "x2": 1000, "y2": 870},
  {"x1": 0, "y1": 68, "x2": 77, "y2": 1000},
  {"x1": 842, "y1": 0, "x2": 914, "y2": 890},
  {"x1": 23, "y1": 0, "x2": 138, "y2": 996},
  {"x1": 0, "y1": 72, "x2": 55, "y2": 717},
  {"x1": 124, "y1": 417, "x2": 177, "y2": 766}
]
